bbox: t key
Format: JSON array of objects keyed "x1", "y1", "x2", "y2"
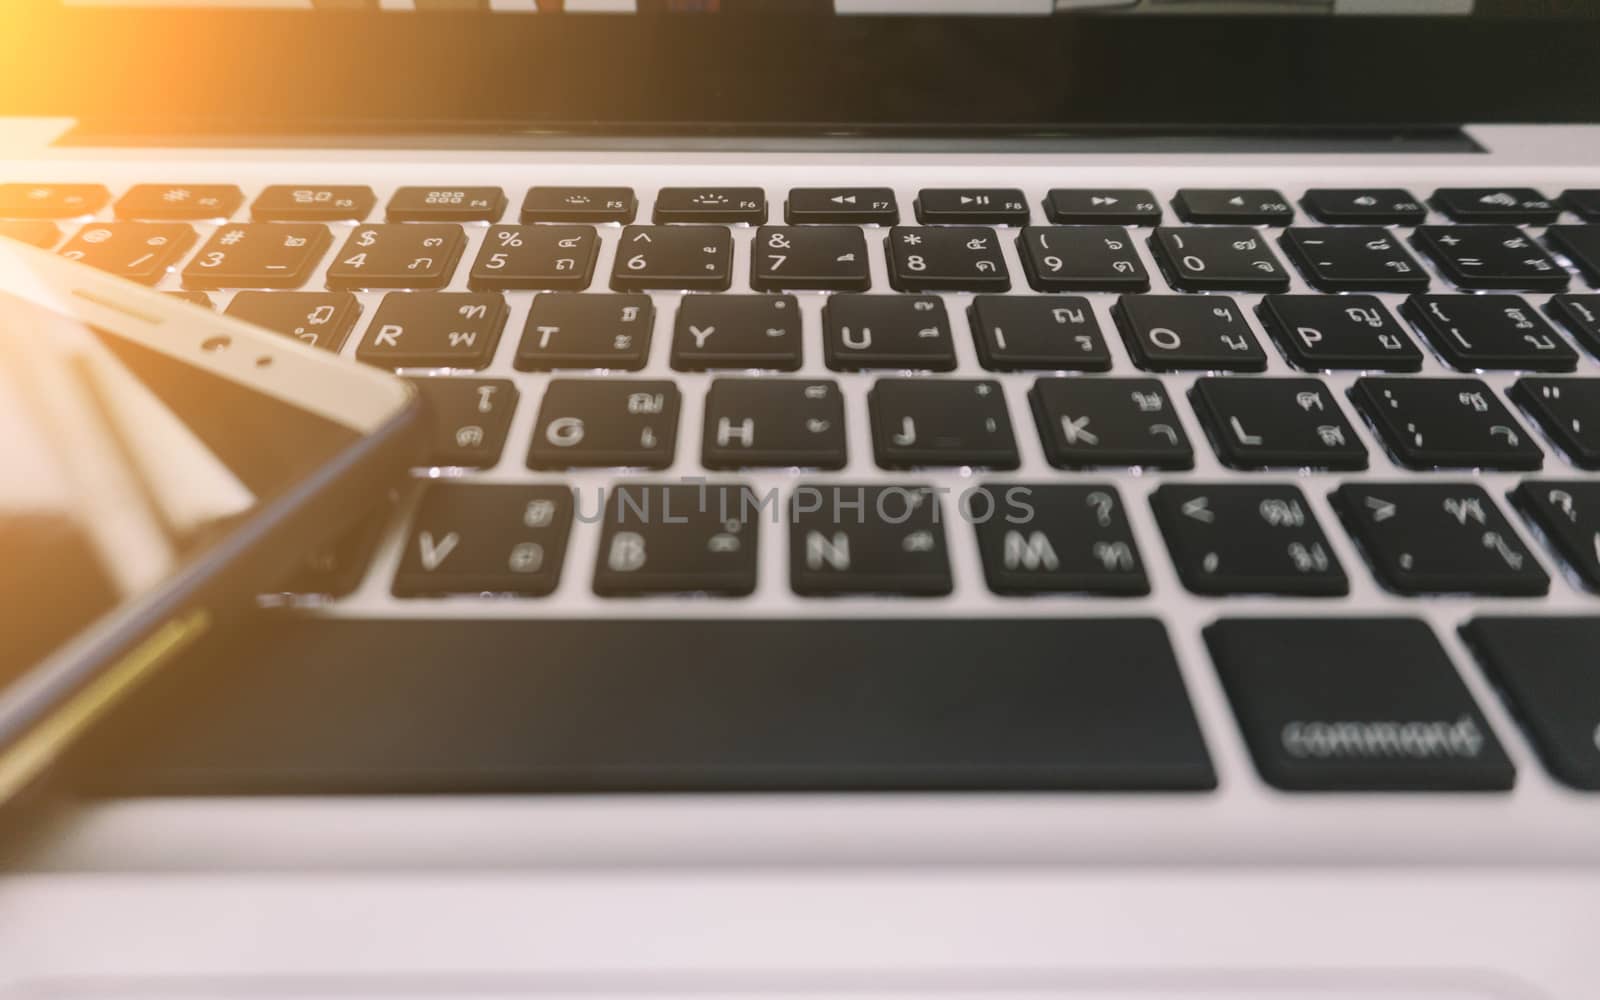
[
  {"x1": 1017, "y1": 226, "x2": 1149, "y2": 293},
  {"x1": 1403, "y1": 294, "x2": 1578, "y2": 372},
  {"x1": 1114, "y1": 295, "x2": 1267, "y2": 372},
  {"x1": 968, "y1": 294, "x2": 1111, "y2": 371},
  {"x1": 326, "y1": 224, "x2": 465, "y2": 290},
  {"x1": 702, "y1": 378, "x2": 847, "y2": 470},
  {"x1": 790, "y1": 485, "x2": 951, "y2": 596},
  {"x1": 393, "y1": 484, "x2": 572, "y2": 597},
  {"x1": 181, "y1": 223, "x2": 331, "y2": 289},
  {"x1": 610, "y1": 225, "x2": 732, "y2": 292},
  {"x1": 823, "y1": 294, "x2": 955, "y2": 371},
  {"x1": 749, "y1": 226, "x2": 870, "y2": 292},
  {"x1": 1411, "y1": 226, "x2": 1569, "y2": 292},
  {"x1": 516, "y1": 293, "x2": 652, "y2": 371},
  {"x1": 58, "y1": 223, "x2": 195, "y2": 284},
  {"x1": 1151, "y1": 484, "x2": 1347, "y2": 596},
  {"x1": 971, "y1": 484, "x2": 1149, "y2": 596},
  {"x1": 886, "y1": 226, "x2": 1009, "y2": 293},
  {"x1": 527, "y1": 379, "x2": 680, "y2": 469},
  {"x1": 1030, "y1": 377, "x2": 1193, "y2": 470},
  {"x1": 468, "y1": 225, "x2": 597, "y2": 291},
  {"x1": 1189, "y1": 377, "x2": 1367, "y2": 471},
  {"x1": 356, "y1": 292, "x2": 507, "y2": 370},
  {"x1": 671, "y1": 294, "x2": 802, "y2": 371},
  {"x1": 1150, "y1": 227, "x2": 1290, "y2": 292},
  {"x1": 869, "y1": 379, "x2": 1019, "y2": 470},
  {"x1": 1351, "y1": 377, "x2": 1542, "y2": 471},
  {"x1": 1256, "y1": 295, "x2": 1421, "y2": 372},
  {"x1": 594, "y1": 484, "x2": 759, "y2": 596},
  {"x1": 1511, "y1": 377, "x2": 1600, "y2": 469}
]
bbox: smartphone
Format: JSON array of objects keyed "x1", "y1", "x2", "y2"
[{"x1": 0, "y1": 237, "x2": 423, "y2": 812}]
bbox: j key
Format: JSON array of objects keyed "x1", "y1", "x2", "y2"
[
  {"x1": 971, "y1": 484, "x2": 1149, "y2": 596},
  {"x1": 823, "y1": 294, "x2": 954, "y2": 371},
  {"x1": 885, "y1": 226, "x2": 1009, "y2": 293},
  {"x1": 1512, "y1": 481, "x2": 1600, "y2": 591},
  {"x1": 1463, "y1": 617, "x2": 1600, "y2": 790},
  {"x1": 1189, "y1": 377, "x2": 1367, "y2": 471},
  {"x1": 224, "y1": 291, "x2": 361, "y2": 352},
  {"x1": 1043, "y1": 189, "x2": 1161, "y2": 226},
  {"x1": 968, "y1": 294, "x2": 1111, "y2": 371},
  {"x1": 1411, "y1": 226, "x2": 1569, "y2": 292},
  {"x1": 1017, "y1": 226, "x2": 1149, "y2": 293},
  {"x1": 1208, "y1": 618, "x2": 1515, "y2": 792},
  {"x1": 0, "y1": 220, "x2": 60, "y2": 248},
  {"x1": 1279, "y1": 227, "x2": 1428, "y2": 293},
  {"x1": 521, "y1": 186, "x2": 636, "y2": 224},
  {"x1": 915, "y1": 188, "x2": 1028, "y2": 226},
  {"x1": 1300, "y1": 188, "x2": 1426, "y2": 226},
  {"x1": 1332, "y1": 483, "x2": 1549, "y2": 596},
  {"x1": 1030, "y1": 377, "x2": 1193, "y2": 470},
  {"x1": 749, "y1": 226, "x2": 871, "y2": 292},
  {"x1": 407, "y1": 378, "x2": 519, "y2": 469},
  {"x1": 387, "y1": 186, "x2": 506, "y2": 223},
  {"x1": 1150, "y1": 227, "x2": 1290, "y2": 293},
  {"x1": 1545, "y1": 295, "x2": 1600, "y2": 358},
  {"x1": 516, "y1": 293, "x2": 652, "y2": 371},
  {"x1": 58, "y1": 223, "x2": 195, "y2": 284},
  {"x1": 1431, "y1": 187, "x2": 1559, "y2": 225},
  {"x1": 467, "y1": 224, "x2": 597, "y2": 291},
  {"x1": 326, "y1": 224, "x2": 466, "y2": 290},
  {"x1": 1562, "y1": 189, "x2": 1600, "y2": 223},
  {"x1": 672, "y1": 293, "x2": 802, "y2": 371},
  {"x1": 593, "y1": 483, "x2": 759, "y2": 596},
  {"x1": 1403, "y1": 294, "x2": 1577, "y2": 372},
  {"x1": 1511, "y1": 377, "x2": 1600, "y2": 469},
  {"x1": 392, "y1": 484, "x2": 572, "y2": 597},
  {"x1": 610, "y1": 225, "x2": 732, "y2": 292},
  {"x1": 356, "y1": 292, "x2": 507, "y2": 370},
  {"x1": 251, "y1": 185, "x2": 375, "y2": 222},
  {"x1": 869, "y1": 379, "x2": 1019, "y2": 470},
  {"x1": 527, "y1": 379, "x2": 680, "y2": 469},
  {"x1": 789, "y1": 484, "x2": 950, "y2": 596},
  {"x1": 1151, "y1": 484, "x2": 1347, "y2": 596},
  {"x1": 1172, "y1": 189, "x2": 1293, "y2": 225},
  {"x1": 654, "y1": 187, "x2": 765, "y2": 225},
  {"x1": 785, "y1": 187, "x2": 897, "y2": 226},
  {"x1": 0, "y1": 183, "x2": 107, "y2": 219},
  {"x1": 115, "y1": 184, "x2": 242, "y2": 221},
  {"x1": 1351, "y1": 377, "x2": 1542, "y2": 471},
  {"x1": 1544, "y1": 225, "x2": 1600, "y2": 286},
  {"x1": 181, "y1": 223, "x2": 331, "y2": 289},
  {"x1": 1256, "y1": 295, "x2": 1422, "y2": 372},
  {"x1": 1113, "y1": 295, "x2": 1267, "y2": 372},
  {"x1": 702, "y1": 378, "x2": 847, "y2": 470}
]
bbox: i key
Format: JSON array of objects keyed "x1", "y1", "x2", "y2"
[
  {"x1": 671, "y1": 294, "x2": 802, "y2": 371},
  {"x1": 749, "y1": 226, "x2": 870, "y2": 292},
  {"x1": 252, "y1": 186, "x2": 375, "y2": 222},
  {"x1": 886, "y1": 226, "x2": 1008, "y2": 292},
  {"x1": 1512, "y1": 481, "x2": 1600, "y2": 591},
  {"x1": 326, "y1": 224, "x2": 465, "y2": 290},
  {"x1": 1031, "y1": 377, "x2": 1193, "y2": 470},
  {"x1": 1256, "y1": 295, "x2": 1421, "y2": 372},
  {"x1": 1411, "y1": 226, "x2": 1569, "y2": 292},
  {"x1": 468, "y1": 225, "x2": 597, "y2": 291},
  {"x1": 790, "y1": 485, "x2": 951, "y2": 596},
  {"x1": 393, "y1": 484, "x2": 572, "y2": 597},
  {"x1": 1151, "y1": 484, "x2": 1347, "y2": 596},
  {"x1": 823, "y1": 294, "x2": 955, "y2": 371},
  {"x1": 786, "y1": 188, "x2": 897, "y2": 226},
  {"x1": 407, "y1": 378, "x2": 520, "y2": 469},
  {"x1": 1546, "y1": 295, "x2": 1600, "y2": 358},
  {"x1": 522, "y1": 187, "x2": 636, "y2": 224},
  {"x1": 594, "y1": 484, "x2": 759, "y2": 596},
  {"x1": 182, "y1": 223, "x2": 330, "y2": 289},
  {"x1": 1351, "y1": 377, "x2": 1542, "y2": 471},
  {"x1": 971, "y1": 484, "x2": 1149, "y2": 596},
  {"x1": 1172, "y1": 189, "x2": 1293, "y2": 225},
  {"x1": 387, "y1": 186, "x2": 506, "y2": 223},
  {"x1": 1044, "y1": 189, "x2": 1161, "y2": 226},
  {"x1": 654, "y1": 187, "x2": 765, "y2": 225},
  {"x1": 516, "y1": 293, "x2": 652, "y2": 371},
  {"x1": 225, "y1": 291, "x2": 361, "y2": 352},
  {"x1": 610, "y1": 225, "x2": 733, "y2": 291},
  {"x1": 1150, "y1": 227, "x2": 1290, "y2": 292},
  {"x1": 1114, "y1": 295, "x2": 1267, "y2": 372},
  {"x1": 702, "y1": 379, "x2": 847, "y2": 470},
  {"x1": 869, "y1": 379, "x2": 1019, "y2": 470},
  {"x1": 1404, "y1": 294, "x2": 1578, "y2": 372},
  {"x1": 915, "y1": 188, "x2": 1028, "y2": 226},
  {"x1": 968, "y1": 294, "x2": 1111, "y2": 371},
  {"x1": 1017, "y1": 226, "x2": 1149, "y2": 293},
  {"x1": 1333, "y1": 483, "x2": 1549, "y2": 596},
  {"x1": 58, "y1": 223, "x2": 194, "y2": 284},
  {"x1": 1189, "y1": 377, "x2": 1367, "y2": 471},
  {"x1": 0, "y1": 183, "x2": 107, "y2": 219},
  {"x1": 1464, "y1": 617, "x2": 1600, "y2": 790},
  {"x1": 356, "y1": 292, "x2": 507, "y2": 370},
  {"x1": 1300, "y1": 188, "x2": 1426, "y2": 226},
  {"x1": 115, "y1": 184, "x2": 242, "y2": 221},
  {"x1": 1280, "y1": 227, "x2": 1428, "y2": 293},
  {"x1": 527, "y1": 379, "x2": 680, "y2": 469},
  {"x1": 1511, "y1": 377, "x2": 1600, "y2": 469}
]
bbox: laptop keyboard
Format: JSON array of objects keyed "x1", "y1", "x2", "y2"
[{"x1": 10, "y1": 176, "x2": 1600, "y2": 797}]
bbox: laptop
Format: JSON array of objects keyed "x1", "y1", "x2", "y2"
[{"x1": 2, "y1": 0, "x2": 1600, "y2": 995}]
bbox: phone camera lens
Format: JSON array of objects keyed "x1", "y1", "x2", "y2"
[
  {"x1": 254, "y1": 355, "x2": 273, "y2": 368},
  {"x1": 201, "y1": 335, "x2": 232, "y2": 352}
]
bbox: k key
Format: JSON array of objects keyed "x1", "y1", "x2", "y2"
[
  {"x1": 1351, "y1": 377, "x2": 1543, "y2": 471},
  {"x1": 468, "y1": 225, "x2": 598, "y2": 291},
  {"x1": 654, "y1": 187, "x2": 765, "y2": 225},
  {"x1": 1403, "y1": 294, "x2": 1578, "y2": 372},
  {"x1": 789, "y1": 485, "x2": 951, "y2": 596},
  {"x1": 407, "y1": 377, "x2": 519, "y2": 469},
  {"x1": 916, "y1": 188, "x2": 1028, "y2": 226},
  {"x1": 516, "y1": 293, "x2": 652, "y2": 371},
  {"x1": 522, "y1": 186, "x2": 636, "y2": 224},
  {"x1": 869, "y1": 379, "x2": 1019, "y2": 470},
  {"x1": 1017, "y1": 226, "x2": 1149, "y2": 293},
  {"x1": 971, "y1": 484, "x2": 1149, "y2": 596},
  {"x1": 181, "y1": 223, "x2": 330, "y2": 289},
  {"x1": 702, "y1": 378, "x2": 847, "y2": 470},
  {"x1": 527, "y1": 379, "x2": 680, "y2": 469},
  {"x1": 1030, "y1": 377, "x2": 1193, "y2": 470},
  {"x1": 1279, "y1": 227, "x2": 1428, "y2": 293},
  {"x1": 593, "y1": 484, "x2": 760, "y2": 596},
  {"x1": 1512, "y1": 481, "x2": 1600, "y2": 591},
  {"x1": 968, "y1": 294, "x2": 1111, "y2": 371},
  {"x1": 786, "y1": 187, "x2": 897, "y2": 226},
  {"x1": 671, "y1": 294, "x2": 802, "y2": 371},
  {"x1": 387, "y1": 186, "x2": 506, "y2": 223},
  {"x1": 1044, "y1": 189, "x2": 1161, "y2": 226},
  {"x1": 1150, "y1": 227, "x2": 1290, "y2": 293},
  {"x1": 749, "y1": 226, "x2": 870, "y2": 292},
  {"x1": 224, "y1": 291, "x2": 361, "y2": 352},
  {"x1": 1256, "y1": 295, "x2": 1421, "y2": 372},
  {"x1": 0, "y1": 183, "x2": 107, "y2": 219},
  {"x1": 1511, "y1": 377, "x2": 1600, "y2": 469},
  {"x1": 1300, "y1": 188, "x2": 1425, "y2": 226},
  {"x1": 886, "y1": 226, "x2": 1009, "y2": 293},
  {"x1": 393, "y1": 484, "x2": 572, "y2": 597},
  {"x1": 1151, "y1": 484, "x2": 1347, "y2": 596},
  {"x1": 1113, "y1": 295, "x2": 1267, "y2": 372},
  {"x1": 610, "y1": 225, "x2": 733, "y2": 292},
  {"x1": 251, "y1": 185, "x2": 375, "y2": 222},
  {"x1": 1411, "y1": 226, "x2": 1569, "y2": 292},
  {"x1": 58, "y1": 223, "x2": 194, "y2": 284},
  {"x1": 1189, "y1": 377, "x2": 1367, "y2": 471},
  {"x1": 355, "y1": 292, "x2": 507, "y2": 370},
  {"x1": 326, "y1": 224, "x2": 466, "y2": 290},
  {"x1": 823, "y1": 294, "x2": 955, "y2": 371},
  {"x1": 1172, "y1": 189, "x2": 1293, "y2": 225},
  {"x1": 115, "y1": 184, "x2": 242, "y2": 221}
]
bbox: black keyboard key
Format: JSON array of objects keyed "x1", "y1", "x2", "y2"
[
  {"x1": 1280, "y1": 226, "x2": 1428, "y2": 293},
  {"x1": 1189, "y1": 377, "x2": 1367, "y2": 471},
  {"x1": 749, "y1": 225, "x2": 870, "y2": 292},
  {"x1": 516, "y1": 293, "x2": 651, "y2": 371},
  {"x1": 282, "y1": 513, "x2": 386, "y2": 599},
  {"x1": 407, "y1": 377, "x2": 519, "y2": 469},
  {"x1": 467, "y1": 224, "x2": 597, "y2": 291},
  {"x1": 869, "y1": 378, "x2": 1018, "y2": 470},
  {"x1": 1546, "y1": 294, "x2": 1600, "y2": 358},
  {"x1": 0, "y1": 220, "x2": 60, "y2": 248},
  {"x1": 654, "y1": 187, "x2": 765, "y2": 225},
  {"x1": 1017, "y1": 226, "x2": 1149, "y2": 292},
  {"x1": 886, "y1": 226, "x2": 1008, "y2": 292},
  {"x1": 1030, "y1": 377, "x2": 1193, "y2": 470},
  {"x1": 972, "y1": 484, "x2": 1148, "y2": 596},
  {"x1": 1512, "y1": 481, "x2": 1600, "y2": 591},
  {"x1": 521, "y1": 186, "x2": 636, "y2": 224},
  {"x1": 915, "y1": 188, "x2": 1028, "y2": 226},
  {"x1": 1463, "y1": 617, "x2": 1600, "y2": 791},
  {"x1": 1411, "y1": 226, "x2": 1569, "y2": 292},
  {"x1": 181, "y1": 223, "x2": 331, "y2": 289},
  {"x1": 1257, "y1": 295, "x2": 1421, "y2": 372},
  {"x1": 326, "y1": 224, "x2": 466, "y2": 290},
  {"x1": 968, "y1": 294, "x2": 1111, "y2": 371},
  {"x1": 58, "y1": 223, "x2": 195, "y2": 284},
  {"x1": 1403, "y1": 294, "x2": 1577, "y2": 372},
  {"x1": 0, "y1": 183, "x2": 107, "y2": 219},
  {"x1": 1150, "y1": 227, "x2": 1290, "y2": 293},
  {"x1": 1544, "y1": 225, "x2": 1600, "y2": 286},
  {"x1": 594, "y1": 483, "x2": 759, "y2": 596},
  {"x1": 251, "y1": 185, "x2": 375, "y2": 222},
  {"x1": 1300, "y1": 188, "x2": 1426, "y2": 226},
  {"x1": 790, "y1": 485, "x2": 951, "y2": 596},
  {"x1": 115, "y1": 184, "x2": 242, "y2": 221},
  {"x1": 702, "y1": 378, "x2": 846, "y2": 470},
  {"x1": 1043, "y1": 189, "x2": 1161, "y2": 226},
  {"x1": 1208, "y1": 618, "x2": 1515, "y2": 792},
  {"x1": 224, "y1": 291, "x2": 361, "y2": 352},
  {"x1": 387, "y1": 186, "x2": 506, "y2": 223},
  {"x1": 610, "y1": 225, "x2": 732, "y2": 291},
  {"x1": 671, "y1": 293, "x2": 802, "y2": 371},
  {"x1": 1562, "y1": 189, "x2": 1600, "y2": 223},
  {"x1": 527, "y1": 379, "x2": 679, "y2": 469},
  {"x1": 1351, "y1": 377, "x2": 1542, "y2": 471},
  {"x1": 1431, "y1": 187, "x2": 1559, "y2": 225},
  {"x1": 1113, "y1": 295, "x2": 1267, "y2": 372},
  {"x1": 785, "y1": 187, "x2": 896, "y2": 225},
  {"x1": 1152, "y1": 484, "x2": 1347, "y2": 596},
  {"x1": 823, "y1": 294, "x2": 954, "y2": 371},
  {"x1": 1332, "y1": 482, "x2": 1549, "y2": 596},
  {"x1": 393, "y1": 484, "x2": 572, "y2": 597},
  {"x1": 1172, "y1": 189, "x2": 1293, "y2": 225},
  {"x1": 356, "y1": 292, "x2": 507, "y2": 370},
  {"x1": 1512, "y1": 377, "x2": 1600, "y2": 468},
  {"x1": 165, "y1": 291, "x2": 212, "y2": 308}
]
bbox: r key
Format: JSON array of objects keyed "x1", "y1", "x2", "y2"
[{"x1": 356, "y1": 292, "x2": 507, "y2": 370}]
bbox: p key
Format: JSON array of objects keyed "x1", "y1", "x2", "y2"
[{"x1": 1256, "y1": 295, "x2": 1421, "y2": 372}]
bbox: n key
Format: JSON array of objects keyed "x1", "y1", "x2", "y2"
[
  {"x1": 393, "y1": 484, "x2": 572, "y2": 597},
  {"x1": 869, "y1": 379, "x2": 1019, "y2": 470},
  {"x1": 790, "y1": 485, "x2": 951, "y2": 596},
  {"x1": 702, "y1": 379, "x2": 847, "y2": 470},
  {"x1": 527, "y1": 379, "x2": 680, "y2": 469},
  {"x1": 356, "y1": 292, "x2": 507, "y2": 370},
  {"x1": 594, "y1": 483, "x2": 760, "y2": 596},
  {"x1": 886, "y1": 226, "x2": 1008, "y2": 293},
  {"x1": 823, "y1": 294, "x2": 954, "y2": 371},
  {"x1": 59, "y1": 223, "x2": 195, "y2": 284},
  {"x1": 326, "y1": 224, "x2": 466, "y2": 290},
  {"x1": 182, "y1": 223, "x2": 330, "y2": 289}
]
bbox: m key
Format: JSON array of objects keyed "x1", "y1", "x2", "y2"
[
  {"x1": 1350, "y1": 377, "x2": 1543, "y2": 471},
  {"x1": 1151, "y1": 484, "x2": 1348, "y2": 596},
  {"x1": 971, "y1": 484, "x2": 1149, "y2": 596},
  {"x1": 1189, "y1": 377, "x2": 1368, "y2": 471},
  {"x1": 790, "y1": 484, "x2": 951, "y2": 596},
  {"x1": 886, "y1": 226, "x2": 1009, "y2": 293},
  {"x1": 1030, "y1": 377, "x2": 1193, "y2": 470},
  {"x1": 593, "y1": 484, "x2": 760, "y2": 596},
  {"x1": 527, "y1": 379, "x2": 680, "y2": 469},
  {"x1": 702, "y1": 379, "x2": 847, "y2": 470},
  {"x1": 392, "y1": 484, "x2": 573, "y2": 597},
  {"x1": 869, "y1": 379, "x2": 1019, "y2": 470},
  {"x1": 356, "y1": 292, "x2": 507, "y2": 370},
  {"x1": 610, "y1": 225, "x2": 732, "y2": 292}
]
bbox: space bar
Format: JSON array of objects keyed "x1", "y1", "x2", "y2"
[{"x1": 80, "y1": 618, "x2": 1217, "y2": 794}]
